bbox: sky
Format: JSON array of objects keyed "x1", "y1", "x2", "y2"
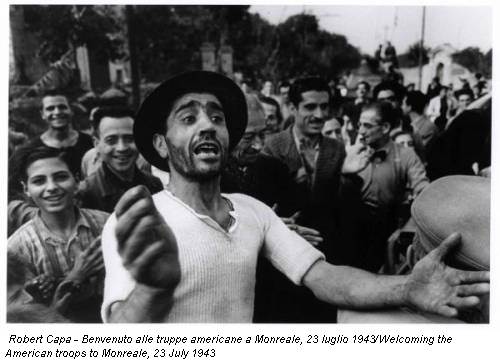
[{"x1": 249, "y1": 5, "x2": 492, "y2": 55}]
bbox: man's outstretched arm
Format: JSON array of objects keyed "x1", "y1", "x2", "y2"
[{"x1": 303, "y1": 233, "x2": 489, "y2": 318}]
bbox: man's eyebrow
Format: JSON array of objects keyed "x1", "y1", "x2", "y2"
[
  {"x1": 173, "y1": 100, "x2": 223, "y2": 114},
  {"x1": 207, "y1": 101, "x2": 224, "y2": 112}
]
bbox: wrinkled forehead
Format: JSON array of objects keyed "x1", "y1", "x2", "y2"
[
  {"x1": 169, "y1": 92, "x2": 223, "y2": 116},
  {"x1": 26, "y1": 157, "x2": 70, "y2": 177},
  {"x1": 360, "y1": 108, "x2": 381, "y2": 123}
]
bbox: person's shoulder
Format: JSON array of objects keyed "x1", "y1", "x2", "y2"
[
  {"x1": 421, "y1": 116, "x2": 437, "y2": 130},
  {"x1": 394, "y1": 142, "x2": 421, "y2": 162},
  {"x1": 225, "y1": 192, "x2": 271, "y2": 211},
  {"x1": 8, "y1": 219, "x2": 36, "y2": 245},
  {"x1": 22, "y1": 137, "x2": 43, "y2": 148},
  {"x1": 79, "y1": 168, "x2": 100, "y2": 191},
  {"x1": 255, "y1": 154, "x2": 289, "y2": 171},
  {"x1": 143, "y1": 171, "x2": 164, "y2": 191},
  {"x1": 264, "y1": 128, "x2": 293, "y2": 148},
  {"x1": 80, "y1": 208, "x2": 110, "y2": 225}
]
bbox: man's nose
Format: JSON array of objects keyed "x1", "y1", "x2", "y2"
[
  {"x1": 116, "y1": 138, "x2": 128, "y2": 151},
  {"x1": 45, "y1": 178, "x2": 58, "y2": 191},
  {"x1": 198, "y1": 110, "x2": 216, "y2": 129},
  {"x1": 314, "y1": 107, "x2": 327, "y2": 119}
]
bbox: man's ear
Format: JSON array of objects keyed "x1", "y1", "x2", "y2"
[
  {"x1": 381, "y1": 122, "x2": 392, "y2": 135},
  {"x1": 93, "y1": 134, "x2": 99, "y2": 148},
  {"x1": 153, "y1": 134, "x2": 169, "y2": 159},
  {"x1": 21, "y1": 181, "x2": 29, "y2": 198}
]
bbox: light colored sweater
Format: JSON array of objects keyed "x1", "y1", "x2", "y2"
[{"x1": 101, "y1": 190, "x2": 323, "y2": 322}]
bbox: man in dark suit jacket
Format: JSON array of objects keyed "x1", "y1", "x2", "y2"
[{"x1": 262, "y1": 77, "x2": 371, "y2": 322}]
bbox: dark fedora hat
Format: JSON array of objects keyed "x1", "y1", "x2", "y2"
[
  {"x1": 134, "y1": 71, "x2": 247, "y2": 171},
  {"x1": 411, "y1": 175, "x2": 490, "y2": 271}
]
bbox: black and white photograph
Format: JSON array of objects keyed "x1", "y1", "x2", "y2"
[{"x1": 4, "y1": 0, "x2": 494, "y2": 345}]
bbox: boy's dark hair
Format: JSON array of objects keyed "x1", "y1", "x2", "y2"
[
  {"x1": 13, "y1": 146, "x2": 76, "y2": 183},
  {"x1": 289, "y1": 76, "x2": 330, "y2": 108},
  {"x1": 362, "y1": 101, "x2": 399, "y2": 129},
  {"x1": 404, "y1": 91, "x2": 428, "y2": 114},
  {"x1": 92, "y1": 106, "x2": 134, "y2": 136}
]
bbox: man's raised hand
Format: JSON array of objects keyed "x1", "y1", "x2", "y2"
[
  {"x1": 341, "y1": 142, "x2": 372, "y2": 174},
  {"x1": 114, "y1": 186, "x2": 181, "y2": 290},
  {"x1": 405, "y1": 233, "x2": 490, "y2": 317}
]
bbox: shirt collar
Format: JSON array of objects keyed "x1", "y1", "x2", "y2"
[
  {"x1": 292, "y1": 125, "x2": 321, "y2": 151},
  {"x1": 33, "y1": 208, "x2": 90, "y2": 244},
  {"x1": 162, "y1": 189, "x2": 238, "y2": 235}
]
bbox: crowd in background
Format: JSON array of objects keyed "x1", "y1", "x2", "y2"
[{"x1": 6, "y1": 63, "x2": 491, "y2": 323}]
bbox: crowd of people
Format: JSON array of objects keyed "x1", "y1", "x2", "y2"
[{"x1": 7, "y1": 66, "x2": 490, "y2": 323}]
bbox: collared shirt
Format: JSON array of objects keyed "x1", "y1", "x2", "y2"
[
  {"x1": 79, "y1": 162, "x2": 163, "y2": 213},
  {"x1": 357, "y1": 141, "x2": 429, "y2": 215},
  {"x1": 8, "y1": 208, "x2": 109, "y2": 322},
  {"x1": 8, "y1": 208, "x2": 109, "y2": 280},
  {"x1": 292, "y1": 127, "x2": 320, "y2": 187}
]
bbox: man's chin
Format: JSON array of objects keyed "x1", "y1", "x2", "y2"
[{"x1": 188, "y1": 168, "x2": 221, "y2": 182}]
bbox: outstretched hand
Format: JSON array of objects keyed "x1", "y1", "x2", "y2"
[
  {"x1": 114, "y1": 186, "x2": 181, "y2": 290},
  {"x1": 405, "y1": 233, "x2": 490, "y2": 317}
]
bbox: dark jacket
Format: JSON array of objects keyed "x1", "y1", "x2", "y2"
[{"x1": 79, "y1": 162, "x2": 163, "y2": 213}]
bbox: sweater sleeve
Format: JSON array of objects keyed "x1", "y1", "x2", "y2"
[{"x1": 257, "y1": 201, "x2": 325, "y2": 285}]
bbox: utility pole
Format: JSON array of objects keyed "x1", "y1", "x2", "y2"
[
  {"x1": 418, "y1": 6, "x2": 426, "y2": 91},
  {"x1": 126, "y1": 5, "x2": 141, "y2": 110}
]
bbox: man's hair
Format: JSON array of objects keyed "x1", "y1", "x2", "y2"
[
  {"x1": 373, "y1": 81, "x2": 404, "y2": 101},
  {"x1": 259, "y1": 96, "x2": 283, "y2": 125},
  {"x1": 12, "y1": 146, "x2": 76, "y2": 183},
  {"x1": 92, "y1": 106, "x2": 134, "y2": 136},
  {"x1": 357, "y1": 81, "x2": 371, "y2": 92},
  {"x1": 362, "y1": 101, "x2": 399, "y2": 129},
  {"x1": 405, "y1": 91, "x2": 427, "y2": 114},
  {"x1": 40, "y1": 90, "x2": 70, "y2": 109},
  {"x1": 455, "y1": 89, "x2": 474, "y2": 100},
  {"x1": 289, "y1": 76, "x2": 330, "y2": 108}
]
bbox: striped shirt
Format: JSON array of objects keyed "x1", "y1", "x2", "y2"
[{"x1": 8, "y1": 208, "x2": 109, "y2": 282}]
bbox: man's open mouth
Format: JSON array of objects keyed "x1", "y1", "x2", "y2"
[{"x1": 193, "y1": 142, "x2": 220, "y2": 156}]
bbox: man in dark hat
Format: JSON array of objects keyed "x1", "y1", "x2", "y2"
[{"x1": 100, "y1": 71, "x2": 489, "y2": 323}]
